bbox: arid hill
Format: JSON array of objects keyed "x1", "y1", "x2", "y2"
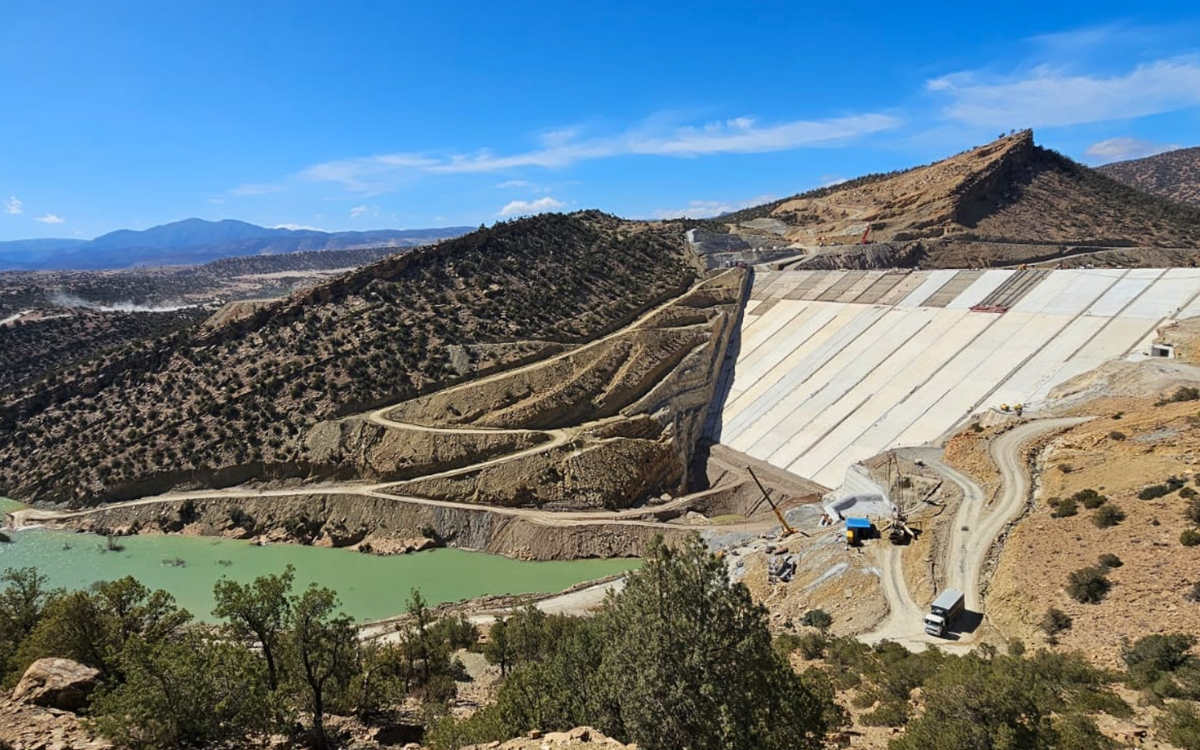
[
  {"x1": 0, "y1": 245, "x2": 430, "y2": 395},
  {"x1": 0, "y1": 212, "x2": 700, "y2": 507},
  {"x1": 712, "y1": 130, "x2": 1200, "y2": 269},
  {"x1": 1098, "y1": 145, "x2": 1200, "y2": 208}
]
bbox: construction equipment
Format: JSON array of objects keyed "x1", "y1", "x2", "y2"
[
  {"x1": 845, "y1": 517, "x2": 871, "y2": 546},
  {"x1": 860, "y1": 223, "x2": 873, "y2": 244},
  {"x1": 746, "y1": 466, "x2": 796, "y2": 536},
  {"x1": 882, "y1": 507, "x2": 917, "y2": 544}
]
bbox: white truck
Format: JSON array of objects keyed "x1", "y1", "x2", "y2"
[{"x1": 923, "y1": 588, "x2": 964, "y2": 637}]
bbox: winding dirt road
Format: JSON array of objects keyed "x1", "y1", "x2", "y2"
[
  {"x1": 9, "y1": 270, "x2": 772, "y2": 540},
  {"x1": 862, "y1": 417, "x2": 1090, "y2": 648}
]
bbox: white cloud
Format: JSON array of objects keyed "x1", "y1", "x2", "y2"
[
  {"x1": 291, "y1": 112, "x2": 900, "y2": 195},
  {"x1": 652, "y1": 195, "x2": 776, "y2": 219},
  {"x1": 274, "y1": 223, "x2": 327, "y2": 232},
  {"x1": 497, "y1": 197, "x2": 565, "y2": 217},
  {"x1": 349, "y1": 205, "x2": 370, "y2": 218},
  {"x1": 35, "y1": 213, "x2": 65, "y2": 224},
  {"x1": 927, "y1": 58, "x2": 1200, "y2": 128},
  {"x1": 496, "y1": 179, "x2": 532, "y2": 189},
  {"x1": 4, "y1": 196, "x2": 22, "y2": 215},
  {"x1": 1085, "y1": 137, "x2": 1183, "y2": 164}
]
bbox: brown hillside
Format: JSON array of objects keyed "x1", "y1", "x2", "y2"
[
  {"x1": 719, "y1": 131, "x2": 1200, "y2": 268},
  {"x1": 0, "y1": 211, "x2": 700, "y2": 506},
  {"x1": 1099, "y1": 146, "x2": 1200, "y2": 208}
]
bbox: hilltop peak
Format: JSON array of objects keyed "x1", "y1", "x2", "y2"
[{"x1": 711, "y1": 130, "x2": 1200, "y2": 268}]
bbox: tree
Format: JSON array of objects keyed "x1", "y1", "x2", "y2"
[
  {"x1": 91, "y1": 632, "x2": 280, "y2": 749},
  {"x1": 594, "y1": 535, "x2": 830, "y2": 750},
  {"x1": 433, "y1": 535, "x2": 835, "y2": 750},
  {"x1": 0, "y1": 568, "x2": 57, "y2": 679},
  {"x1": 282, "y1": 585, "x2": 358, "y2": 749},
  {"x1": 213, "y1": 565, "x2": 295, "y2": 690},
  {"x1": 483, "y1": 617, "x2": 512, "y2": 676},
  {"x1": 13, "y1": 576, "x2": 190, "y2": 680}
]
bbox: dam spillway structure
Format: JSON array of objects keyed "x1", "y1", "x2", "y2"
[{"x1": 711, "y1": 268, "x2": 1200, "y2": 487}]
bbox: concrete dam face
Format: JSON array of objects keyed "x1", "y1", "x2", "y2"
[{"x1": 713, "y1": 268, "x2": 1200, "y2": 487}]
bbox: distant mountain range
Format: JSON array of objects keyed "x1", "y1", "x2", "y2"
[
  {"x1": 1098, "y1": 146, "x2": 1200, "y2": 208},
  {"x1": 0, "y1": 218, "x2": 474, "y2": 271}
]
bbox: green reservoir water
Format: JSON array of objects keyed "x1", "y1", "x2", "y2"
[{"x1": 0, "y1": 498, "x2": 637, "y2": 622}]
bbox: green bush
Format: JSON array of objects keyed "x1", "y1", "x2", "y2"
[
  {"x1": 1066, "y1": 567, "x2": 1111, "y2": 604},
  {"x1": 1156, "y1": 386, "x2": 1200, "y2": 406},
  {"x1": 1108, "y1": 430, "x2": 1127, "y2": 441},
  {"x1": 859, "y1": 699, "x2": 910, "y2": 727},
  {"x1": 1097, "y1": 553, "x2": 1123, "y2": 570},
  {"x1": 1182, "y1": 529, "x2": 1200, "y2": 547},
  {"x1": 1072, "y1": 488, "x2": 1108, "y2": 509},
  {"x1": 1093, "y1": 504, "x2": 1126, "y2": 528},
  {"x1": 1040, "y1": 607, "x2": 1073, "y2": 637},
  {"x1": 1141, "y1": 484, "x2": 1174, "y2": 500},
  {"x1": 1123, "y1": 634, "x2": 1199, "y2": 697},
  {"x1": 1053, "y1": 497, "x2": 1079, "y2": 518},
  {"x1": 1156, "y1": 702, "x2": 1200, "y2": 750},
  {"x1": 1186, "y1": 498, "x2": 1200, "y2": 525},
  {"x1": 801, "y1": 608, "x2": 833, "y2": 631}
]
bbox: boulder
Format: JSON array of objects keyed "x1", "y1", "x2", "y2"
[{"x1": 12, "y1": 658, "x2": 100, "y2": 712}]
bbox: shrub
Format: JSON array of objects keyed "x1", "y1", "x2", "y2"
[
  {"x1": 1072, "y1": 489, "x2": 1108, "y2": 509},
  {"x1": 1181, "y1": 529, "x2": 1200, "y2": 547},
  {"x1": 801, "y1": 609, "x2": 833, "y2": 631},
  {"x1": 1186, "y1": 498, "x2": 1200, "y2": 525},
  {"x1": 1109, "y1": 431, "x2": 1127, "y2": 441},
  {"x1": 1123, "y1": 634, "x2": 1197, "y2": 693},
  {"x1": 795, "y1": 632, "x2": 829, "y2": 660},
  {"x1": 1112, "y1": 411, "x2": 1124, "y2": 420},
  {"x1": 1053, "y1": 497, "x2": 1079, "y2": 518},
  {"x1": 1141, "y1": 484, "x2": 1173, "y2": 500},
  {"x1": 1093, "y1": 504, "x2": 1126, "y2": 528},
  {"x1": 859, "y1": 699, "x2": 910, "y2": 727},
  {"x1": 1181, "y1": 487, "x2": 1198, "y2": 501},
  {"x1": 1156, "y1": 386, "x2": 1200, "y2": 406},
  {"x1": 1040, "y1": 607, "x2": 1073, "y2": 637},
  {"x1": 1156, "y1": 702, "x2": 1200, "y2": 750},
  {"x1": 1187, "y1": 582, "x2": 1200, "y2": 603},
  {"x1": 1097, "y1": 553, "x2": 1123, "y2": 570},
  {"x1": 1066, "y1": 567, "x2": 1111, "y2": 604}
]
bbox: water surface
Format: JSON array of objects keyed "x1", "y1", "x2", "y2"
[{"x1": 0, "y1": 497, "x2": 636, "y2": 622}]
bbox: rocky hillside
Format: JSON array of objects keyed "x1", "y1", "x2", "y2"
[
  {"x1": 1099, "y1": 146, "x2": 1200, "y2": 208},
  {"x1": 0, "y1": 212, "x2": 700, "y2": 506},
  {"x1": 715, "y1": 130, "x2": 1200, "y2": 269}
]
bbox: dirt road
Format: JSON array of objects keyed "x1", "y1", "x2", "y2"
[{"x1": 861, "y1": 417, "x2": 1090, "y2": 648}]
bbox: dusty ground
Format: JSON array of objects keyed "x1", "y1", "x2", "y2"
[{"x1": 986, "y1": 397, "x2": 1200, "y2": 667}]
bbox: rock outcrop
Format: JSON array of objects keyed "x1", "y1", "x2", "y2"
[
  {"x1": 0, "y1": 694, "x2": 111, "y2": 750},
  {"x1": 12, "y1": 658, "x2": 100, "y2": 712}
]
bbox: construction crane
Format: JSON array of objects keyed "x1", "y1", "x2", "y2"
[
  {"x1": 746, "y1": 466, "x2": 797, "y2": 536},
  {"x1": 860, "y1": 222, "x2": 873, "y2": 245}
]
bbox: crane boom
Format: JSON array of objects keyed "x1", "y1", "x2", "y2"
[{"x1": 746, "y1": 466, "x2": 796, "y2": 535}]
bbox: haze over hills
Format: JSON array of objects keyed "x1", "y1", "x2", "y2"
[
  {"x1": 702, "y1": 130, "x2": 1200, "y2": 269},
  {"x1": 1098, "y1": 146, "x2": 1200, "y2": 208},
  {"x1": 0, "y1": 218, "x2": 473, "y2": 271}
]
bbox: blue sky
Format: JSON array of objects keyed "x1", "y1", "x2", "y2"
[{"x1": 2, "y1": 1, "x2": 1199, "y2": 240}]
